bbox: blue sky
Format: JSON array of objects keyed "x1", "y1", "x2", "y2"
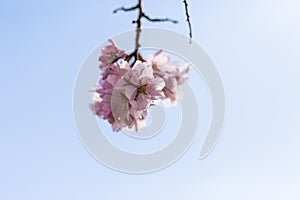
[{"x1": 1, "y1": 0, "x2": 300, "y2": 199}]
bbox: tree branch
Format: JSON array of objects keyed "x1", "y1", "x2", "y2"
[
  {"x1": 113, "y1": 5, "x2": 139, "y2": 14},
  {"x1": 142, "y1": 13, "x2": 178, "y2": 24},
  {"x1": 183, "y1": 0, "x2": 192, "y2": 43},
  {"x1": 113, "y1": 0, "x2": 179, "y2": 64}
]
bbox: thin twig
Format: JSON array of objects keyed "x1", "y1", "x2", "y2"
[
  {"x1": 132, "y1": 0, "x2": 143, "y2": 62},
  {"x1": 113, "y1": 0, "x2": 178, "y2": 64},
  {"x1": 113, "y1": 5, "x2": 139, "y2": 14},
  {"x1": 183, "y1": 0, "x2": 192, "y2": 43},
  {"x1": 142, "y1": 14, "x2": 178, "y2": 24}
]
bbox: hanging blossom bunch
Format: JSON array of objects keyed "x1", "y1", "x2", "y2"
[{"x1": 90, "y1": 40, "x2": 191, "y2": 132}]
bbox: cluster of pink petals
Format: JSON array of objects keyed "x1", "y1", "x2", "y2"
[
  {"x1": 147, "y1": 50, "x2": 190, "y2": 106},
  {"x1": 91, "y1": 40, "x2": 190, "y2": 132},
  {"x1": 98, "y1": 39, "x2": 126, "y2": 71}
]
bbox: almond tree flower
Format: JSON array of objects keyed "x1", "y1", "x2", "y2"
[
  {"x1": 110, "y1": 90, "x2": 132, "y2": 130},
  {"x1": 91, "y1": 60, "x2": 160, "y2": 132},
  {"x1": 111, "y1": 89, "x2": 147, "y2": 131},
  {"x1": 147, "y1": 49, "x2": 169, "y2": 71},
  {"x1": 91, "y1": 82, "x2": 126, "y2": 131},
  {"x1": 110, "y1": 61, "x2": 165, "y2": 131},
  {"x1": 91, "y1": 62, "x2": 131, "y2": 131},
  {"x1": 118, "y1": 61, "x2": 165, "y2": 109},
  {"x1": 90, "y1": 84, "x2": 115, "y2": 128},
  {"x1": 106, "y1": 61, "x2": 148, "y2": 130},
  {"x1": 147, "y1": 50, "x2": 191, "y2": 105},
  {"x1": 92, "y1": 45, "x2": 191, "y2": 132},
  {"x1": 163, "y1": 63, "x2": 191, "y2": 106},
  {"x1": 98, "y1": 39, "x2": 126, "y2": 71},
  {"x1": 101, "y1": 60, "x2": 130, "y2": 81},
  {"x1": 175, "y1": 63, "x2": 190, "y2": 85},
  {"x1": 162, "y1": 75, "x2": 179, "y2": 104}
]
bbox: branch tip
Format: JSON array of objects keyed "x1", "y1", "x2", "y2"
[{"x1": 183, "y1": 0, "x2": 193, "y2": 42}]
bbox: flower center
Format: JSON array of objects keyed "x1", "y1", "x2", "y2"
[
  {"x1": 134, "y1": 84, "x2": 148, "y2": 100},
  {"x1": 137, "y1": 84, "x2": 147, "y2": 94}
]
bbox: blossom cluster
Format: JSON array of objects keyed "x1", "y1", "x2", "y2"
[{"x1": 90, "y1": 40, "x2": 190, "y2": 132}]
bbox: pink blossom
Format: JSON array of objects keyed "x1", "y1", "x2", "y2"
[
  {"x1": 91, "y1": 62, "x2": 130, "y2": 131},
  {"x1": 110, "y1": 61, "x2": 165, "y2": 131},
  {"x1": 147, "y1": 50, "x2": 191, "y2": 105},
  {"x1": 98, "y1": 39, "x2": 126, "y2": 71},
  {"x1": 91, "y1": 42, "x2": 190, "y2": 132},
  {"x1": 147, "y1": 49, "x2": 170, "y2": 71},
  {"x1": 116, "y1": 61, "x2": 165, "y2": 110},
  {"x1": 92, "y1": 60, "x2": 165, "y2": 131}
]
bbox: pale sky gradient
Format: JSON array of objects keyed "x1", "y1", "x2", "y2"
[{"x1": 1, "y1": 0, "x2": 300, "y2": 199}]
